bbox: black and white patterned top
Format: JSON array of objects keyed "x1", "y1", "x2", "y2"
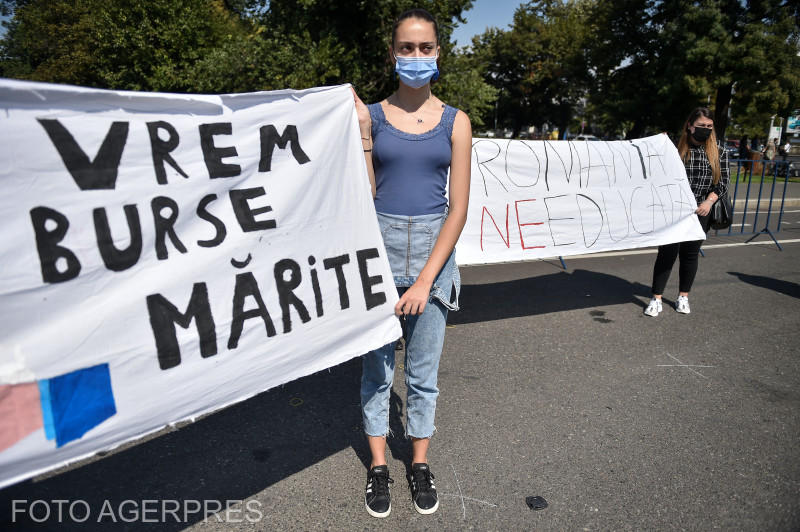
[{"x1": 685, "y1": 142, "x2": 729, "y2": 204}]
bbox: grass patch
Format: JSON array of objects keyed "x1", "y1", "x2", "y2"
[{"x1": 728, "y1": 165, "x2": 799, "y2": 184}]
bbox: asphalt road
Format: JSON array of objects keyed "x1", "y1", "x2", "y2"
[{"x1": 2, "y1": 224, "x2": 799, "y2": 531}]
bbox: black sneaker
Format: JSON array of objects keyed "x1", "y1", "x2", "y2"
[
  {"x1": 365, "y1": 465, "x2": 393, "y2": 518},
  {"x1": 408, "y1": 462, "x2": 439, "y2": 514}
]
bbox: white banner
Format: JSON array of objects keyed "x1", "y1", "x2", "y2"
[
  {"x1": 457, "y1": 135, "x2": 705, "y2": 265},
  {"x1": 0, "y1": 80, "x2": 401, "y2": 488}
]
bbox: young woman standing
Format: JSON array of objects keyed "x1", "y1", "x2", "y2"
[
  {"x1": 644, "y1": 107, "x2": 729, "y2": 316},
  {"x1": 352, "y1": 8, "x2": 471, "y2": 518}
]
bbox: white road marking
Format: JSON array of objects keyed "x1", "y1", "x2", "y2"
[
  {"x1": 462, "y1": 238, "x2": 800, "y2": 268},
  {"x1": 701, "y1": 239, "x2": 800, "y2": 249},
  {"x1": 438, "y1": 493, "x2": 498, "y2": 507},
  {"x1": 657, "y1": 365, "x2": 716, "y2": 368},
  {"x1": 658, "y1": 353, "x2": 713, "y2": 379},
  {"x1": 560, "y1": 239, "x2": 800, "y2": 260},
  {"x1": 451, "y1": 464, "x2": 467, "y2": 519}
]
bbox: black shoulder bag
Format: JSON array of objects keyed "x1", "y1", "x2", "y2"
[
  {"x1": 710, "y1": 193, "x2": 732, "y2": 230},
  {"x1": 709, "y1": 146, "x2": 733, "y2": 230}
]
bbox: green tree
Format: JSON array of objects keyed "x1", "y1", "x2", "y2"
[
  {"x1": 434, "y1": 48, "x2": 498, "y2": 127},
  {"x1": 0, "y1": 0, "x2": 496, "y2": 121},
  {"x1": 246, "y1": 0, "x2": 494, "y2": 115},
  {"x1": 587, "y1": 0, "x2": 800, "y2": 140},
  {"x1": 587, "y1": 0, "x2": 697, "y2": 138},
  {"x1": 0, "y1": 0, "x2": 255, "y2": 92},
  {"x1": 476, "y1": 0, "x2": 594, "y2": 138}
]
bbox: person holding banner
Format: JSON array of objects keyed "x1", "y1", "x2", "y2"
[
  {"x1": 644, "y1": 107, "x2": 729, "y2": 316},
  {"x1": 352, "y1": 7, "x2": 471, "y2": 518}
]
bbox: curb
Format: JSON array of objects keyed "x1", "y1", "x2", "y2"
[{"x1": 733, "y1": 197, "x2": 800, "y2": 209}]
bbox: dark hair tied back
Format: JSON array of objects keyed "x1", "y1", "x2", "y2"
[
  {"x1": 685, "y1": 107, "x2": 713, "y2": 129},
  {"x1": 392, "y1": 8, "x2": 439, "y2": 45}
]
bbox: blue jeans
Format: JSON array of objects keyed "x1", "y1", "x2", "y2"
[
  {"x1": 360, "y1": 210, "x2": 459, "y2": 439},
  {"x1": 361, "y1": 290, "x2": 448, "y2": 438}
]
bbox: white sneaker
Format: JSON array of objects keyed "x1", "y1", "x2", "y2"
[
  {"x1": 675, "y1": 295, "x2": 691, "y2": 314},
  {"x1": 644, "y1": 298, "x2": 662, "y2": 317}
]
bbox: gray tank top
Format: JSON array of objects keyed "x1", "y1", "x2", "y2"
[{"x1": 368, "y1": 102, "x2": 458, "y2": 216}]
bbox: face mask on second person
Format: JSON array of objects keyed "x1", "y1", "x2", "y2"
[{"x1": 690, "y1": 126, "x2": 712, "y2": 143}]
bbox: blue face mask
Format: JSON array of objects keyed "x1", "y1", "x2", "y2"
[{"x1": 394, "y1": 53, "x2": 439, "y2": 89}]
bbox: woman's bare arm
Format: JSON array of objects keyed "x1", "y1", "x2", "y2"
[{"x1": 352, "y1": 88, "x2": 376, "y2": 198}]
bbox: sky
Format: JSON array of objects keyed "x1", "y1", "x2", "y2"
[{"x1": 451, "y1": 0, "x2": 523, "y2": 47}]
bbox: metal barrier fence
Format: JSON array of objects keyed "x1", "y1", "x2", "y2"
[{"x1": 713, "y1": 158, "x2": 794, "y2": 250}]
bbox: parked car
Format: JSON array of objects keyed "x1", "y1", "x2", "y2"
[
  {"x1": 725, "y1": 139, "x2": 739, "y2": 159},
  {"x1": 573, "y1": 134, "x2": 600, "y2": 141}
]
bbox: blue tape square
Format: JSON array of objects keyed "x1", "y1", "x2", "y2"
[
  {"x1": 47, "y1": 363, "x2": 116, "y2": 447},
  {"x1": 38, "y1": 380, "x2": 55, "y2": 441}
]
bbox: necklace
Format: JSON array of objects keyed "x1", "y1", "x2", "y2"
[
  {"x1": 390, "y1": 96, "x2": 442, "y2": 124},
  {"x1": 413, "y1": 103, "x2": 445, "y2": 124}
]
